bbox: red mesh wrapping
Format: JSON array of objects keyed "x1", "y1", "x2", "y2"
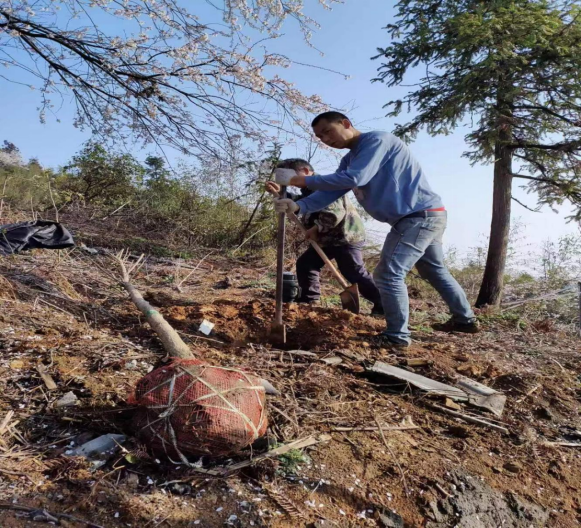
[{"x1": 130, "y1": 359, "x2": 267, "y2": 459}]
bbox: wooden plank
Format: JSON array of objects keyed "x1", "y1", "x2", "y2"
[
  {"x1": 369, "y1": 362, "x2": 468, "y2": 400},
  {"x1": 456, "y1": 376, "x2": 506, "y2": 417}
]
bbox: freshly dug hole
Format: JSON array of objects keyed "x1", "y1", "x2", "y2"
[{"x1": 160, "y1": 298, "x2": 384, "y2": 349}]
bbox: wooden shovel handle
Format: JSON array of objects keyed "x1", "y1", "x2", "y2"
[
  {"x1": 267, "y1": 185, "x2": 351, "y2": 289},
  {"x1": 286, "y1": 212, "x2": 350, "y2": 289},
  {"x1": 274, "y1": 186, "x2": 287, "y2": 325}
]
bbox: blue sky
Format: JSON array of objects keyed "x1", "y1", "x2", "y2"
[{"x1": 1, "y1": 0, "x2": 579, "y2": 259}]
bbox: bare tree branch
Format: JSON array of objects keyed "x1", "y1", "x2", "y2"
[{"x1": 511, "y1": 196, "x2": 541, "y2": 212}]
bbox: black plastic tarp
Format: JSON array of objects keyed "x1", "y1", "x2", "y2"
[{"x1": 0, "y1": 220, "x2": 75, "y2": 256}]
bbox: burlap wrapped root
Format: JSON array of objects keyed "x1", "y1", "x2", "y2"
[{"x1": 130, "y1": 359, "x2": 268, "y2": 460}]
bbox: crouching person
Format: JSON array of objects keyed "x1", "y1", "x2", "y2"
[{"x1": 266, "y1": 158, "x2": 383, "y2": 315}]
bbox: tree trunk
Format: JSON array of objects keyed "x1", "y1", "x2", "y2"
[{"x1": 476, "y1": 137, "x2": 513, "y2": 307}]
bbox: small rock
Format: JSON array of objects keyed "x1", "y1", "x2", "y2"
[
  {"x1": 321, "y1": 356, "x2": 342, "y2": 366},
  {"x1": 444, "y1": 398, "x2": 462, "y2": 411},
  {"x1": 124, "y1": 359, "x2": 138, "y2": 370},
  {"x1": 9, "y1": 360, "x2": 25, "y2": 369},
  {"x1": 260, "y1": 378, "x2": 280, "y2": 396},
  {"x1": 170, "y1": 483, "x2": 191, "y2": 495},
  {"x1": 80, "y1": 245, "x2": 99, "y2": 255},
  {"x1": 456, "y1": 364, "x2": 483, "y2": 377},
  {"x1": 55, "y1": 391, "x2": 79, "y2": 408},
  {"x1": 71, "y1": 434, "x2": 126, "y2": 460},
  {"x1": 446, "y1": 425, "x2": 471, "y2": 438},
  {"x1": 504, "y1": 461, "x2": 522, "y2": 474},
  {"x1": 226, "y1": 514, "x2": 240, "y2": 526},
  {"x1": 126, "y1": 472, "x2": 140, "y2": 489},
  {"x1": 213, "y1": 278, "x2": 231, "y2": 290},
  {"x1": 376, "y1": 508, "x2": 404, "y2": 528},
  {"x1": 454, "y1": 353, "x2": 470, "y2": 362}
]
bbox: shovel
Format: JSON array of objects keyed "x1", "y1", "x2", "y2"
[
  {"x1": 266, "y1": 186, "x2": 360, "y2": 314},
  {"x1": 270, "y1": 185, "x2": 287, "y2": 344},
  {"x1": 286, "y1": 212, "x2": 360, "y2": 314}
]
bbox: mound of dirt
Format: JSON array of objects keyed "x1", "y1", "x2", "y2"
[{"x1": 160, "y1": 298, "x2": 384, "y2": 349}]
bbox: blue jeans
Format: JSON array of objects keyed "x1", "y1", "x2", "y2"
[{"x1": 373, "y1": 214, "x2": 475, "y2": 345}]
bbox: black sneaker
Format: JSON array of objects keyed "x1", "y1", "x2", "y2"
[
  {"x1": 432, "y1": 319, "x2": 480, "y2": 334},
  {"x1": 373, "y1": 333, "x2": 410, "y2": 351}
]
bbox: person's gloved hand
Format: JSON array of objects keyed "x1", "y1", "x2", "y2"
[
  {"x1": 273, "y1": 198, "x2": 300, "y2": 214},
  {"x1": 274, "y1": 168, "x2": 296, "y2": 186}
]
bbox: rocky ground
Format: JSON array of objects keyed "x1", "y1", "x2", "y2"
[{"x1": 0, "y1": 242, "x2": 580, "y2": 527}]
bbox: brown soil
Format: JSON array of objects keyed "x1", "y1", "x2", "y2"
[
  {"x1": 0, "y1": 248, "x2": 580, "y2": 527},
  {"x1": 157, "y1": 297, "x2": 384, "y2": 349}
]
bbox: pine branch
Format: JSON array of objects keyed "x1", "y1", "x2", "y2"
[
  {"x1": 511, "y1": 196, "x2": 541, "y2": 212},
  {"x1": 509, "y1": 139, "x2": 581, "y2": 152},
  {"x1": 512, "y1": 103, "x2": 581, "y2": 127},
  {"x1": 265, "y1": 487, "x2": 306, "y2": 520},
  {"x1": 510, "y1": 172, "x2": 559, "y2": 185}
]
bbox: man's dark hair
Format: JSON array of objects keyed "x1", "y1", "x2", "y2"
[
  {"x1": 277, "y1": 158, "x2": 314, "y2": 173},
  {"x1": 311, "y1": 111, "x2": 350, "y2": 128}
]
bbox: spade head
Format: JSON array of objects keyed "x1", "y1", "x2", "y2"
[
  {"x1": 269, "y1": 322, "x2": 286, "y2": 344},
  {"x1": 339, "y1": 283, "x2": 360, "y2": 314}
]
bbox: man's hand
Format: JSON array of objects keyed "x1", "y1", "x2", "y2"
[
  {"x1": 273, "y1": 198, "x2": 299, "y2": 215},
  {"x1": 305, "y1": 225, "x2": 319, "y2": 242},
  {"x1": 265, "y1": 181, "x2": 281, "y2": 196},
  {"x1": 274, "y1": 168, "x2": 297, "y2": 186}
]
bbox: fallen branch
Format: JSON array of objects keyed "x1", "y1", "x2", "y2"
[
  {"x1": 36, "y1": 364, "x2": 57, "y2": 390},
  {"x1": 174, "y1": 250, "x2": 215, "y2": 292},
  {"x1": 0, "y1": 503, "x2": 104, "y2": 528},
  {"x1": 374, "y1": 416, "x2": 410, "y2": 496},
  {"x1": 265, "y1": 486, "x2": 306, "y2": 520},
  {"x1": 501, "y1": 287, "x2": 576, "y2": 311},
  {"x1": 516, "y1": 384, "x2": 541, "y2": 403},
  {"x1": 232, "y1": 225, "x2": 271, "y2": 254},
  {"x1": 434, "y1": 482, "x2": 451, "y2": 498},
  {"x1": 0, "y1": 411, "x2": 15, "y2": 436},
  {"x1": 262, "y1": 349, "x2": 318, "y2": 358},
  {"x1": 426, "y1": 403, "x2": 509, "y2": 434},
  {"x1": 333, "y1": 425, "x2": 420, "y2": 432},
  {"x1": 101, "y1": 200, "x2": 131, "y2": 220},
  {"x1": 195, "y1": 434, "x2": 332, "y2": 477},
  {"x1": 542, "y1": 441, "x2": 581, "y2": 448}
]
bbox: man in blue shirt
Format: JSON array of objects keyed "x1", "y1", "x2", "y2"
[{"x1": 273, "y1": 111, "x2": 478, "y2": 349}]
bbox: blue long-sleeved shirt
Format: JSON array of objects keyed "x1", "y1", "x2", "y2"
[{"x1": 297, "y1": 131, "x2": 444, "y2": 225}]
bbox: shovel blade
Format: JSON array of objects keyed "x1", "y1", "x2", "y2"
[
  {"x1": 269, "y1": 323, "x2": 286, "y2": 344},
  {"x1": 340, "y1": 284, "x2": 360, "y2": 314}
]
